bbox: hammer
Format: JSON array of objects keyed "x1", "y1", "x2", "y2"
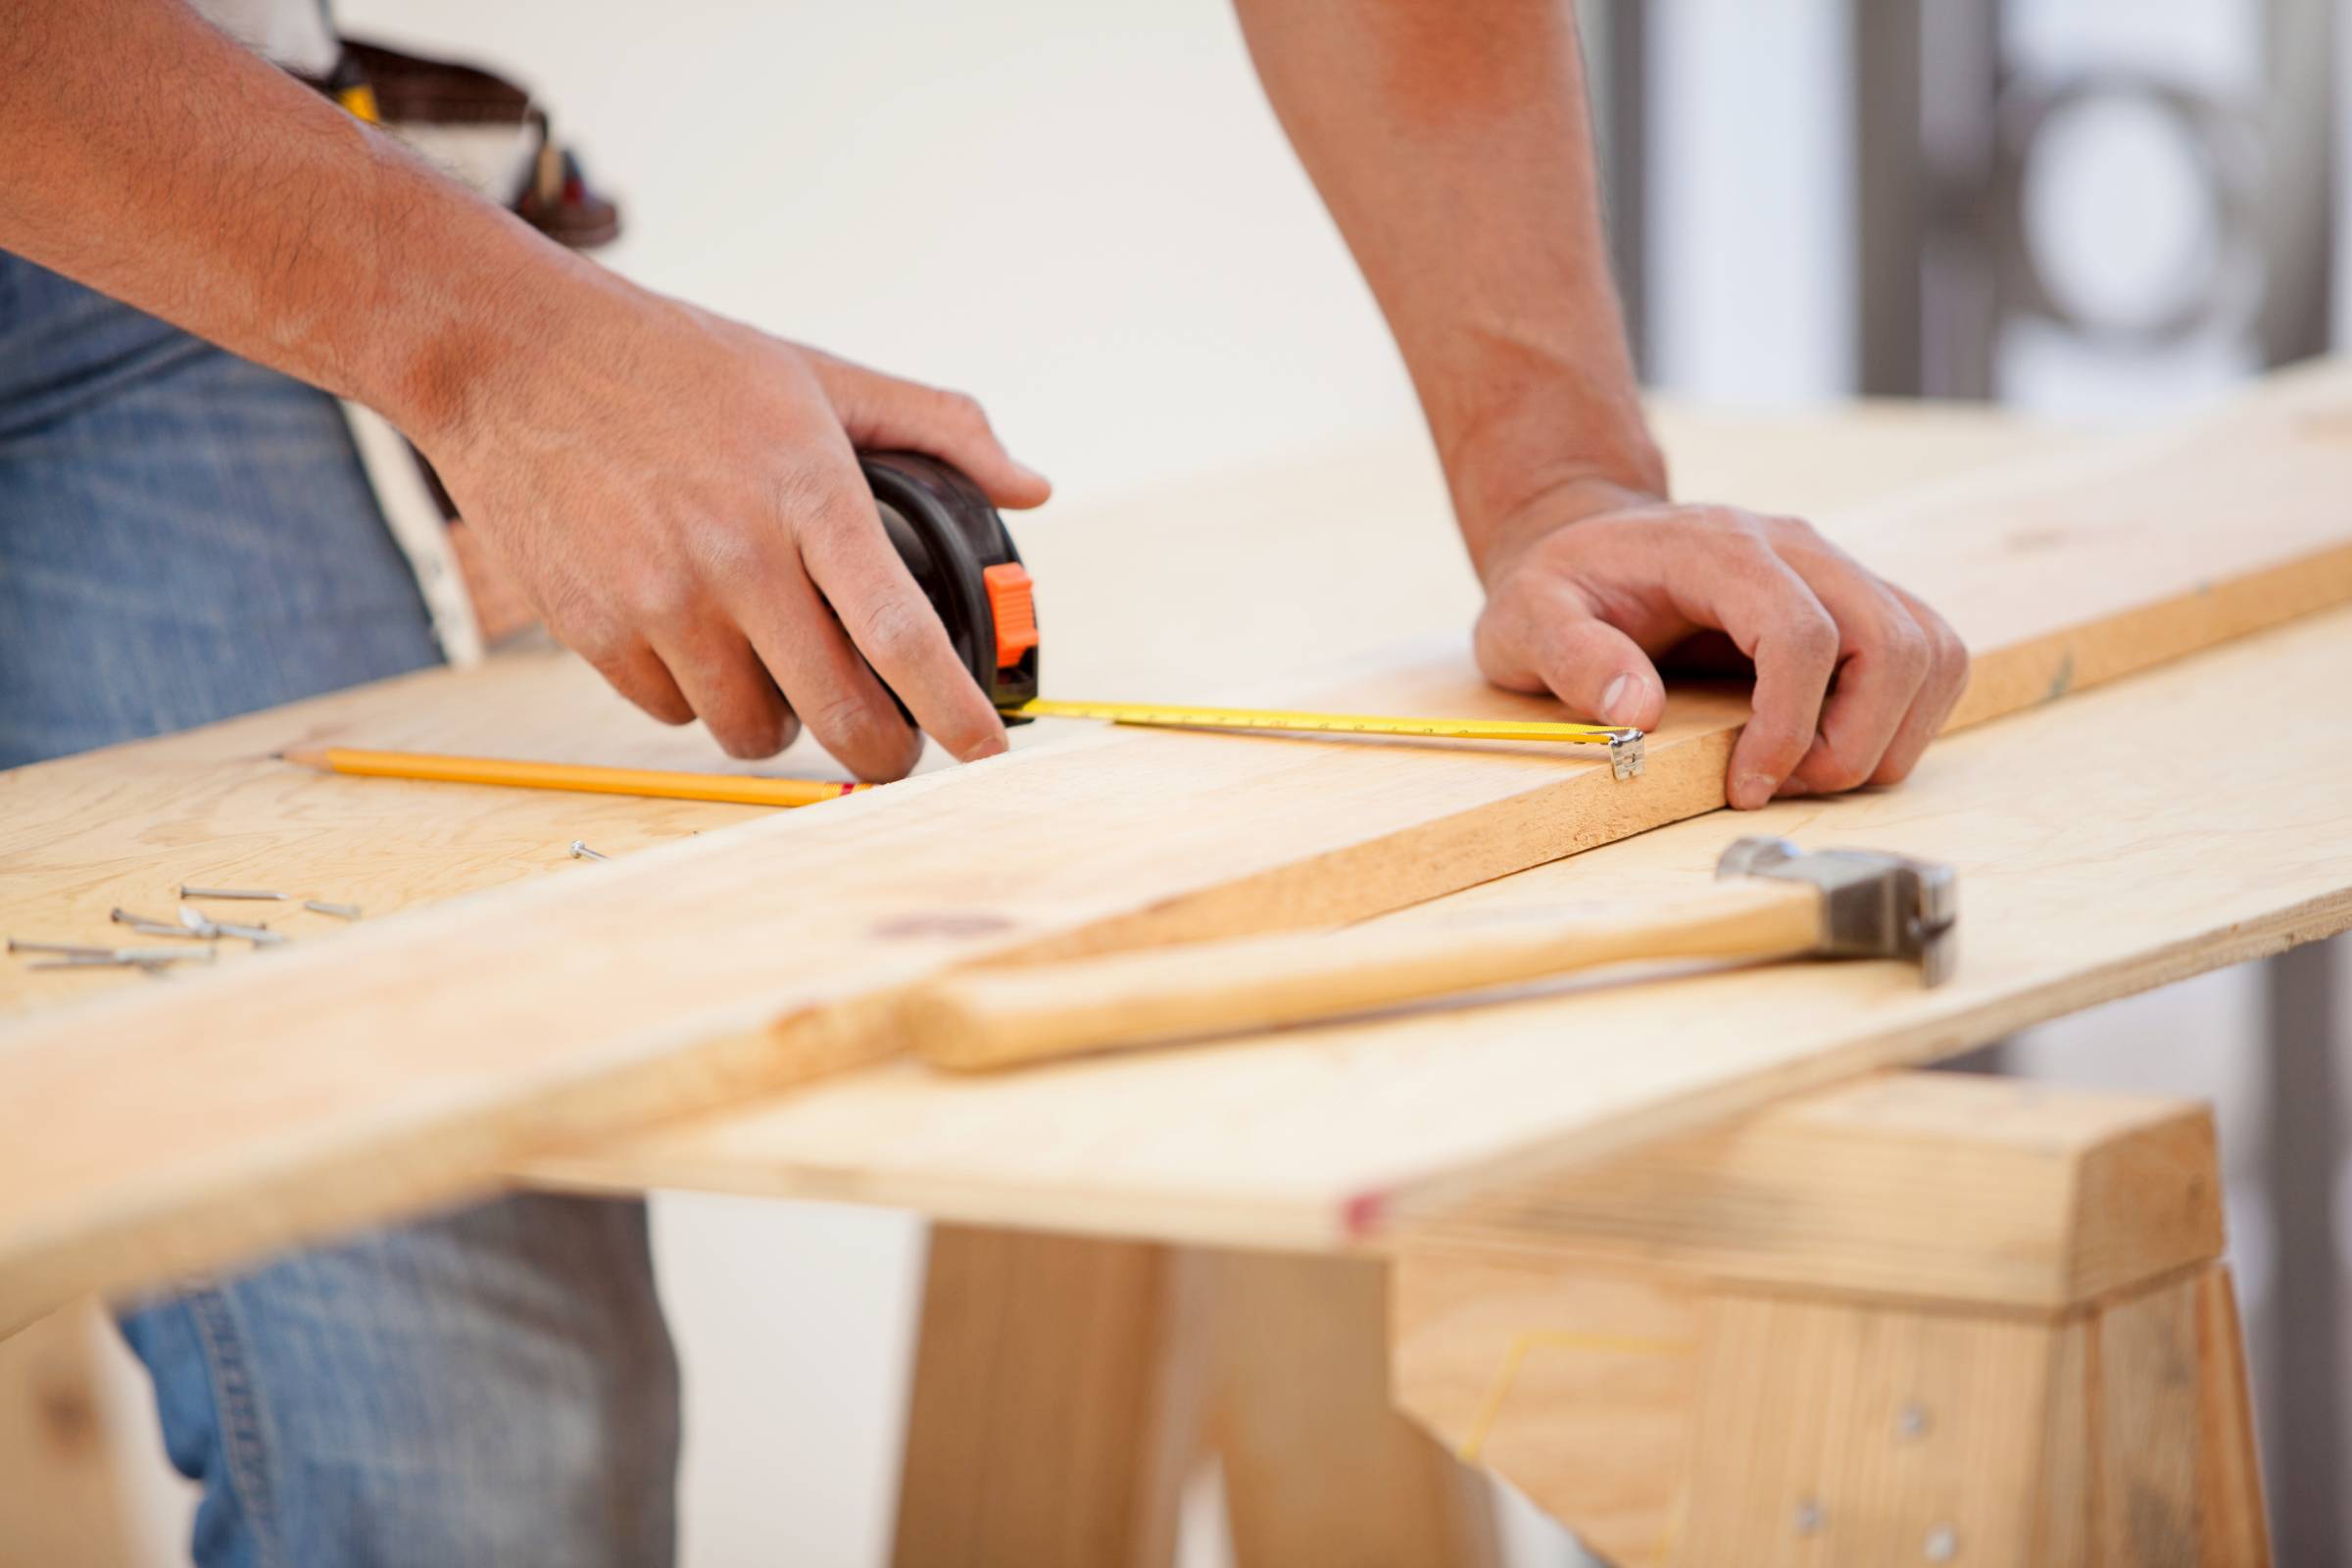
[{"x1": 905, "y1": 837, "x2": 1956, "y2": 1071}]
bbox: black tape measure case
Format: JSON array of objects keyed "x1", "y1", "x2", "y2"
[{"x1": 860, "y1": 451, "x2": 1041, "y2": 721}]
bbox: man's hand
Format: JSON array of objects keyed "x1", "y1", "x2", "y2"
[
  {"x1": 417, "y1": 280, "x2": 1049, "y2": 778},
  {"x1": 0, "y1": 0, "x2": 1048, "y2": 782},
  {"x1": 1473, "y1": 484, "x2": 1969, "y2": 808},
  {"x1": 1236, "y1": 0, "x2": 1969, "y2": 807}
]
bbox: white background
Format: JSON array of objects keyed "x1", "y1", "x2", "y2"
[{"x1": 86, "y1": 2, "x2": 2352, "y2": 1564}]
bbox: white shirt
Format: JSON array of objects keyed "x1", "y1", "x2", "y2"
[{"x1": 194, "y1": 0, "x2": 338, "y2": 76}]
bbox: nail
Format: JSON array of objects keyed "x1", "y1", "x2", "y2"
[
  {"x1": 179, "y1": 886, "x2": 288, "y2": 902},
  {"x1": 111, "y1": 908, "x2": 214, "y2": 940},
  {"x1": 1735, "y1": 771, "x2": 1778, "y2": 809},
  {"x1": 10, "y1": 939, "x2": 120, "y2": 958},
  {"x1": 569, "y1": 841, "x2": 610, "y2": 862},
  {"x1": 305, "y1": 901, "x2": 363, "y2": 919}
]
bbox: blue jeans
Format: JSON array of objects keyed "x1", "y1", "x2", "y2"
[{"x1": 0, "y1": 254, "x2": 680, "y2": 1565}]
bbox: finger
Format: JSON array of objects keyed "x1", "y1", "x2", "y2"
[
  {"x1": 793, "y1": 459, "x2": 1011, "y2": 764},
  {"x1": 812, "y1": 358, "x2": 1052, "y2": 509},
  {"x1": 566, "y1": 627, "x2": 696, "y2": 728},
  {"x1": 735, "y1": 563, "x2": 924, "y2": 781},
  {"x1": 1474, "y1": 579, "x2": 1664, "y2": 728},
  {"x1": 1776, "y1": 552, "x2": 1934, "y2": 796},
  {"x1": 646, "y1": 619, "x2": 799, "y2": 760},
  {"x1": 1863, "y1": 584, "x2": 1972, "y2": 785},
  {"x1": 1655, "y1": 542, "x2": 1839, "y2": 809}
]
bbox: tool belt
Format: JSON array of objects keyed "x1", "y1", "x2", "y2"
[{"x1": 308, "y1": 38, "x2": 620, "y2": 250}]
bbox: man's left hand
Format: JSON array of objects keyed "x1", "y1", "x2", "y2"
[{"x1": 1471, "y1": 483, "x2": 1971, "y2": 809}]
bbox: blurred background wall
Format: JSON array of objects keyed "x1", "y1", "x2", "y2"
[{"x1": 45, "y1": 1, "x2": 2352, "y2": 1564}]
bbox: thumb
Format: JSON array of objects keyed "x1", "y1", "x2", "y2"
[
  {"x1": 1475, "y1": 584, "x2": 1665, "y2": 729},
  {"x1": 815, "y1": 360, "x2": 1052, "y2": 510}
]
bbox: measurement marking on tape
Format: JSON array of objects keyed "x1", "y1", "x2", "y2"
[{"x1": 1003, "y1": 699, "x2": 1645, "y2": 779}]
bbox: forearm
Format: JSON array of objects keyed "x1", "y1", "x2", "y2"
[
  {"x1": 1232, "y1": 0, "x2": 1663, "y2": 568},
  {"x1": 0, "y1": 0, "x2": 600, "y2": 442}
]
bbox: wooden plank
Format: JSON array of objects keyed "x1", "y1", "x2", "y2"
[
  {"x1": 1390, "y1": 1256, "x2": 1697, "y2": 1567},
  {"x1": 1403, "y1": 1072, "x2": 2222, "y2": 1311},
  {"x1": 0, "y1": 1303, "x2": 137, "y2": 1568},
  {"x1": 0, "y1": 399, "x2": 2068, "y2": 1025},
  {"x1": 2189, "y1": 1268, "x2": 2273, "y2": 1568},
  {"x1": 1195, "y1": 1251, "x2": 1501, "y2": 1568},
  {"x1": 892, "y1": 1231, "x2": 1501, "y2": 1568},
  {"x1": 1679, "y1": 1292, "x2": 2069, "y2": 1564},
  {"x1": 891, "y1": 1226, "x2": 1199, "y2": 1568},
  {"x1": 539, "y1": 602, "x2": 2352, "y2": 1250},
  {"x1": 7, "y1": 366, "x2": 2352, "y2": 1327},
  {"x1": 1390, "y1": 1077, "x2": 2263, "y2": 1564}
]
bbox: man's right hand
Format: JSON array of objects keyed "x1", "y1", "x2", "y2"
[
  {"x1": 2, "y1": 0, "x2": 1051, "y2": 782},
  {"x1": 416, "y1": 277, "x2": 1050, "y2": 779}
]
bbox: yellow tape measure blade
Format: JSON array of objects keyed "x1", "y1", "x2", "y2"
[{"x1": 1003, "y1": 699, "x2": 1643, "y2": 779}]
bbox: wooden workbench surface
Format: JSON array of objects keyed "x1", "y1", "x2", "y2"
[
  {"x1": 7, "y1": 389, "x2": 2348, "y2": 1316},
  {"x1": 0, "y1": 399, "x2": 2066, "y2": 1020},
  {"x1": 530, "y1": 601, "x2": 2352, "y2": 1247}
]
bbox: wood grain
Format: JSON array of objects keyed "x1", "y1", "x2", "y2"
[
  {"x1": 7, "y1": 368, "x2": 2352, "y2": 1326},
  {"x1": 545, "y1": 603, "x2": 2352, "y2": 1251},
  {"x1": 1197, "y1": 1251, "x2": 1502, "y2": 1568},
  {"x1": 907, "y1": 879, "x2": 1822, "y2": 1070},
  {"x1": 891, "y1": 1226, "x2": 1199, "y2": 1568},
  {"x1": 0, "y1": 1304, "x2": 136, "y2": 1568},
  {"x1": 1406, "y1": 1072, "x2": 2223, "y2": 1311},
  {"x1": 1389, "y1": 1068, "x2": 2263, "y2": 1567}
]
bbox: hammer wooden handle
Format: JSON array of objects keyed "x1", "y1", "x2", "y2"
[{"x1": 906, "y1": 878, "x2": 1823, "y2": 1071}]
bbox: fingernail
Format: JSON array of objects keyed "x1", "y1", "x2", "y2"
[
  {"x1": 1734, "y1": 771, "x2": 1777, "y2": 809},
  {"x1": 1600, "y1": 673, "x2": 1635, "y2": 724}
]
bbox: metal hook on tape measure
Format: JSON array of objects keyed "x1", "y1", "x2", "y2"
[{"x1": 864, "y1": 453, "x2": 1645, "y2": 779}]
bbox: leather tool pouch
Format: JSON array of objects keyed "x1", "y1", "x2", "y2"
[{"x1": 327, "y1": 39, "x2": 622, "y2": 250}]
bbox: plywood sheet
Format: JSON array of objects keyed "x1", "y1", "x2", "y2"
[
  {"x1": 534, "y1": 605, "x2": 2352, "y2": 1250},
  {"x1": 4, "y1": 368, "x2": 2350, "y2": 1325}
]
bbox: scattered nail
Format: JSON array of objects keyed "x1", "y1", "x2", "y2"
[
  {"x1": 211, "y1": 919, "x2": 288, "y2": 947},
  {"x1": 10, "y1": 938, "x2": 120, "y2": 958},
  {"x1": 304, "y1": 900, "x2": 363, "y2": 919},
  {"x1": 112, "y1": 908, "x2": 213, "y2": 940},
  {"x1": 569, "y1": 841, "x2": 610, "y2": 862},
  {"x1": 178, "y1": 906, "x2": 222, "y2": 938},
  {"x1": 28, "y1": 947, "x2": 216, "y2": 970},
  {"x1": 179, "y1": 886, "x2": 289, "y2": 902}
]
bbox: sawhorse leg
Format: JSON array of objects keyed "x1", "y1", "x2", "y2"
[
  {"x1": 891, "y1": 1229, "x2": 1500, "y2": 1568},
  {"x1": 1393, "y1": 1072, "x2": 2269, "y2": 1566}
]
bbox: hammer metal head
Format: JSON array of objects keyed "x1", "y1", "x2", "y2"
[{"x1": 1715, "y1": 835, "x2": 1958, "y2": 987}]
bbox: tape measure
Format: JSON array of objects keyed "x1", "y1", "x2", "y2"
[{"x1": 863, "y1": 453, "x2": 1644, "y2": 780}]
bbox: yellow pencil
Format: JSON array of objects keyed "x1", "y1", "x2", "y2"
[{"x1": 281, "y1": 746, "x2": 872, "y2": 808}]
